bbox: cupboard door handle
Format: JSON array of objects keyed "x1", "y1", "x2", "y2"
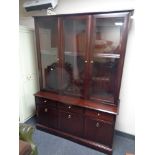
[
  {"x1": 84, "y1": 60, "x2": 88, "y2": 63},
  {"x1": 43, "y1": 100, "x2": 47, "y2": 103},
  {"x1": 57, "y1": 58, "x2": 59, "y2": 61},
  {"x1": 68, "y1": 114, "x2": 71, "y2": 119},
  {"x1": 44, "y1": 108, "x2": 48, "y2": 112},
  {"x1": 90, "y1": 60, "x2": 94, "y2": 64},
  {"x1": 68, "y1": 106, "x2": 71, "y2": 109},
  {"x1": 96, "y1": 122, "x2": 100, "y2": 128}
]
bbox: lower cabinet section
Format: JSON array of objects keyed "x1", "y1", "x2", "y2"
[{"x1": 35, "y1": 96, "x2": 116, "y2": 155}]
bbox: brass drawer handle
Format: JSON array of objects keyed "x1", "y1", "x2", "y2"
[
  {"x1": 68, "y1": 105, "x2": 71, "y2": 109},
  {"x1": 96, "y1": 122, "x2": 100, "y2": 128},
  {"x1": 44, "y1": 108, "x2": 48, "y2": 112},
  {"x1": 68, "y1": 114, "x2": 71, "y2": 119}
]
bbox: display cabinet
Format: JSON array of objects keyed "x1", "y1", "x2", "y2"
[{"x1": 34, "y1": 10, "x2": 133, "y2": 155}]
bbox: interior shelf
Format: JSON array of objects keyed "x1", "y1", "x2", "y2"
[{"x1": 94, "y1": 53, "x2": 120, "y2": 58}]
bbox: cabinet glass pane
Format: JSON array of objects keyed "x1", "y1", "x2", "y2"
[
  {"x1": 62, "y1": 18, "x2": 87, "y2": 97},
  {"x1": 38, "y1": 18, "x2": 59, "y2": 91},
  {"x1": 94, "y1": 17, "x2": 124, "y2": 54},
  {"x1": 90, "y1": 17, "x2": 124, "y2": 103}
]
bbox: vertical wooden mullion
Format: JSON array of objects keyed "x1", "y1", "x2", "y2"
[
  {"x1": 84, "y1": 15, "x2": 94, "y2": 99},
  {"x1": 57, "y1": 17, "x2": 63, "y2": 93}
]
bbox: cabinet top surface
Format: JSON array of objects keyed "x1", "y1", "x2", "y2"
[
  {"x1": 33, "y1": 9, "x2": 134, "y2": 18},
  {"x1": 35, "y1": 91, "x2": 118, "y2": 115}
]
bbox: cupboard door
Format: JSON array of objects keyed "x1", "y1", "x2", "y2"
[
  {"x1": 37, "y1": 105, "x2": 58, "y2": 129},
  {"x1": 59, "y1": 111, "x2": 84, "y2": 137},
  {"x1": 61, "y1": 16, "x2": 89, "y2": 98},
  {"x1": 89, "y1": 14, "x2": 127, "y2": 104},
  {"x1": 84, "y1": 117, "x2": 114, "y2": 147},
  {"x1": 35, "y1": 17, "x2": 61, "y2": 92}
]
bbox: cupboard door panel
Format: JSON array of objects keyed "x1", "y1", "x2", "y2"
[
  {"x1": 84, "y1": 117, "x2": 114, "y2": 147},
  {"x1": 36, "y1": 17, "x2": 61, "y2": 92},
  {"x1": 37, "y1": 105, "x2": 49, "y2": 126},
  {"x1": 59, "y1": 111, "x2": 84, "y2": 137},
  {"x1": 88, "y1": 15, "x2": 126, "y2": 104},
  {"x1": 61, "y1": 16, "x2": 89, "y2": 98},
  {"x1": 37, "y1": 105, "x2": 58, "y2": 129}
]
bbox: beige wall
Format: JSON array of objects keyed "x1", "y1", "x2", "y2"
[{"x1": 19, "y1": 0, "x2": 135, "y2": 135}]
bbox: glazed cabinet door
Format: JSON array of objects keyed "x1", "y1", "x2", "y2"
[
  {"x1": 88, "y1": 13, "x2": 129, "y2": 104},
  {"x1": 35, "y1": 17, "x2": 61, "y2": 93},
  {"x1": 61, "y1": 16, "x2": 90, "y2": 98}
]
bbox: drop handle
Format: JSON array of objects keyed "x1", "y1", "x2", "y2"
[
  {"x1": 90, "y1": 60, "x2": 94, "y2": 64},
  {"x1": 96, "y1": 122, "x2": 100, "y2": 128},
  {"x1": 57, "y1": 58, "x2": 59, "y2": 61},
  {"x1": 68, "y1": 106, "x2": 71, "y2": 109},
  {"x1": 43, "y1": 100, "x2": 47, "y2": 103},
  {"x1": 84, "y1": 60, "x2": 88, "y2": 63},
  {"x1": 44, "y1": 108, "x2": 48, "y2": 112},
  {"x1": 68, "y1": 114, "x2": 71, "y2": 119},
  {"x1": 97, "y1": 113, "x2": 100, "y2": 116}
]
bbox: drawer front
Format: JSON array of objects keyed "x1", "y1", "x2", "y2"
[
  {"x1": 59, "y1": 111, "x2": 84, "y2": 137},
  {"x1": 35, "y1": 97, "x2": 57, "y2": 108},
  {"x1": 84, "y1": 117, "x2": 114, "y2": 147},
  {"x1": 85, "y1": 109, "x2": 115, "y2": 122},
  {"x1": 59, "y1": 103, "x2": 83, "y2": 114},
  {"x1": 37, "y1": 105, "x2": 58, "y2": 129}
]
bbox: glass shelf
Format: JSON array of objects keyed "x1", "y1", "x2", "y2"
[{"x1": 94, "y1": 53, "x2": 120, "y2": 58}]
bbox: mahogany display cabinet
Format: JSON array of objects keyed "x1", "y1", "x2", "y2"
[{"x1": 34, "y1": 10, "x2": 133, "y2": 155}]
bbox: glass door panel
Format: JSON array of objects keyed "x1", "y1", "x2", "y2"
[
  {"x1": 90, "y1": 17, "x2": 124, "y2": 104},
  {"x1": 62, "y1": 17, "x2": 88, "y2": 97},
  {"x1": 38, "y1": 18, "x2": 60, "y2": 92}
]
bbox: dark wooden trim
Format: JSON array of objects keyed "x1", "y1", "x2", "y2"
[
  {"x1": 33, "y1": 9, "x2": 134, "y2": 18},
  {"x1": 37, "y1": 124, "x2": 113, "y2": 155},
  {"x1": 34, "y1": 91, "x2": 118, "y2": 115}
]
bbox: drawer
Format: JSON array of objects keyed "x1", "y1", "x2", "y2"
[
  {"x1": 59, "y1": 103, "x2": 83, "y2": 114},
  {"x1": 59, "y1": 111, "x2": 84, "y2": 137},
  {"x1": 85, "y1": 109, "x2": 115, "y2": 122},
  {"x1": 35, "y1": 97, "x2": 57, "y2": 108},
  {"x1": 84, "y1": 117, "x2": 114, "y2": 147}
]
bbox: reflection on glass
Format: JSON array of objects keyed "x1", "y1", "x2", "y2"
[
  {"x1": 62, "y1": 18, "x2": 87, "y2": 97},
  {"x1": 90, "y1": 57, "x2": 118, "y2": 103},
  {"x1": 38, "y1": 18, "x2": 59, "y2": 91},
  {"x1": 94, "y1": 18, "x2": 124, "y2": 54},
  {"x1": 90, "y1": 18, "x2": 123, "y2": 103}
]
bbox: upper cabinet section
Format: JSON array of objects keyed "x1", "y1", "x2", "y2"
[{"x1": 34, "y1": 11, "x2": 132, "y2": 105}]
